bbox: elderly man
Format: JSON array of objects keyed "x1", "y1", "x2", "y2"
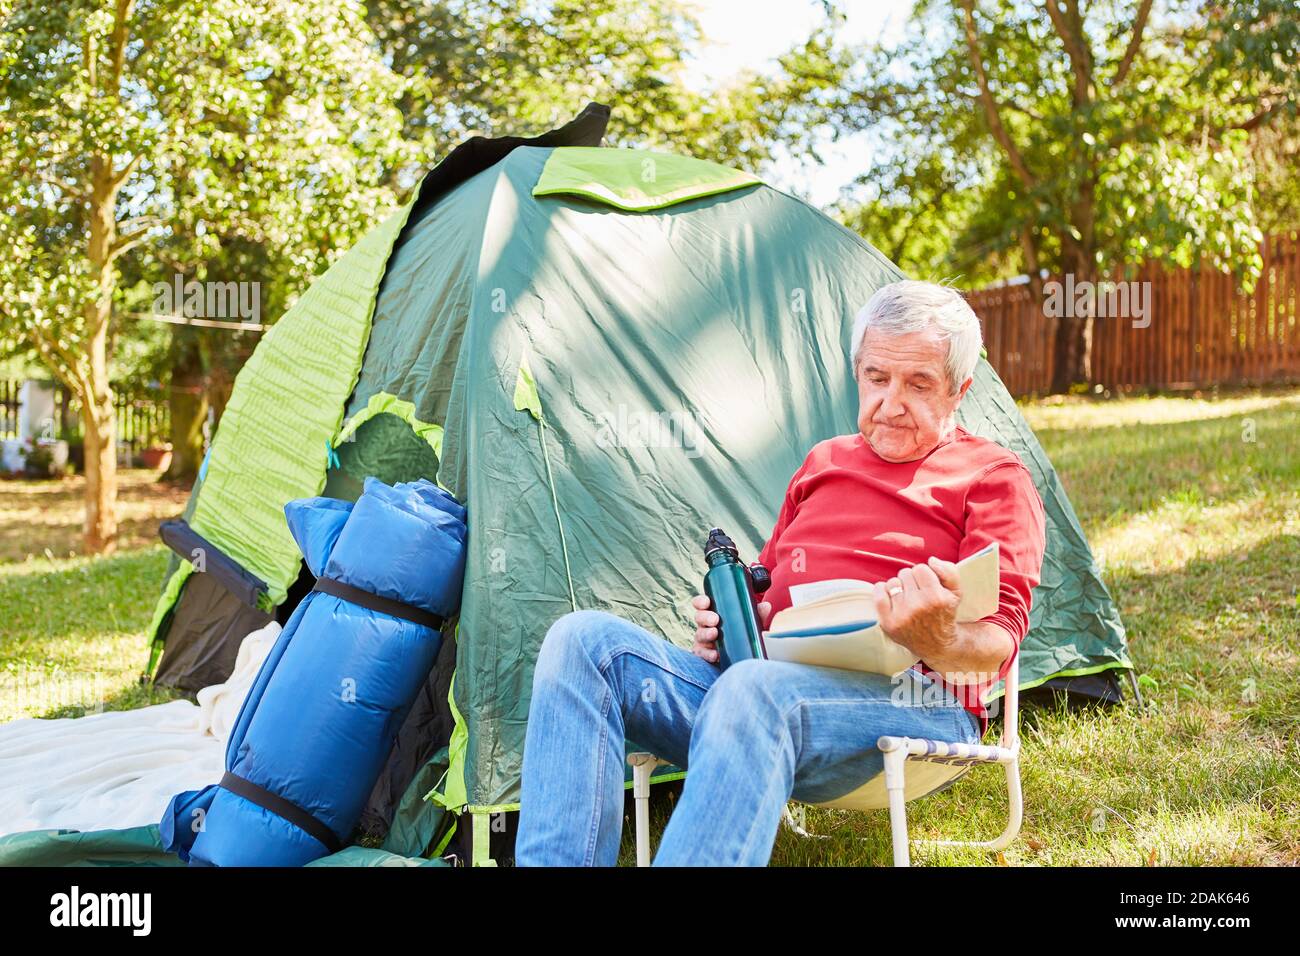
[{"x1": 515, "y1": 280, "x2": 1047, "y2": 866}]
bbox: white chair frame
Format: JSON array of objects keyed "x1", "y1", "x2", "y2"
[{"x1": 627, "y1": 655, "x2": 1022, "y2": 867}]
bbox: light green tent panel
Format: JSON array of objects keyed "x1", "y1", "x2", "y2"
[{"x1": 532, "y1": 146, "x2": 761, "y2": 210}]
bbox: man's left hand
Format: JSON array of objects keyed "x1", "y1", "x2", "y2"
[{"x1": 872, "y1": 556, "x2": 962, "y2": 659}]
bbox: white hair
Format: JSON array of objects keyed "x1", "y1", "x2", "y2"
[{"x1": 850, "y1": 280, "x2": 983, "y2": 394}]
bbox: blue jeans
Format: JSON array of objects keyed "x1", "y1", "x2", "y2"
[{"x1": 515, "y1": 609, "x2": 982, "y2": 866}]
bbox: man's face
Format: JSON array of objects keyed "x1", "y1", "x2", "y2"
[{"x1": 855, "y1": 327, "x2": 970, "y2": 462}]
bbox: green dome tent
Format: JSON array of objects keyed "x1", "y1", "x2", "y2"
[{"x1": 125, "y1": 104, "x2": 1131, "y2": 866}]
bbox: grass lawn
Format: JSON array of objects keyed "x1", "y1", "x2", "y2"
[
  {"x1": 0, "y1": 470, "x2": 188, "y2": 722},
  {"x1": 1, "y1": 391, "x2": 1297, "y2": 865}
]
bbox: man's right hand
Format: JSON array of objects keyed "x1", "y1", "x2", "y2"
[{"x1": 689, "y1": 594, "x2": 772, "y2": 664}]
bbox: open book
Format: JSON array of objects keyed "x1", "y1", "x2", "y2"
[{"x1": 763, "y1": 543, "x2": 1000, "y2": 676}]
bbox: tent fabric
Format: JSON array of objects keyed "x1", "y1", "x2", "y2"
[
  {"x1": 145, "y1": 205, "x2": 418, "y2": 679},
  {"x1": 126, "y1": 127, "x2": 1131, "y2": 864},
  {"x1": 0, "y1": 825, "x2": 183, "y2": 867},
  {"x1": 147, "y1": 108, "x2": 609, "y2": 690},
  {"x1": 358, "y1": 619, "x2": 459, "y2": 843},
  {"x1": 336, "y1": 391, "x2": 445, "y2": 460},
  {"x1": 323, "y1": 412, "x2": 443, "y2": 505},
  {"x1": 152, "y1": 570, "x2": 274, "y2": 691},
  {"x1": 954, "y1": 373, "x2": 1131, "y2": 698},
  {"x1": 375, "y1": 744, "x2": 452, "y2": 857},
  {"x1": 161, "y1": 479, "x2": 467, "y2": 866},
  {"x1": 353, "y1": 144, "x2": 1130, "y2": 816},
  {"x1": 146, "y1": 561, "x2": 195, "y2": 672},
  {"x1": 158, "y1": 519, "x2": 267, "y2": 608},
  {"x1": 429, "y1": 146, "x2": 923, "y2": 808},
  {"x1": 396, "y1": 102, "x2": 609, "y2": 248},
  {"x1": 304, "y1": 846, "x2": 449, "y2": 867},
  {"x1": 0, "y1": 624, "x2": 278, "y2": 838},
  {"x1": 532, "y1": 146, "x2": 762, "y2": 211},
  {"x1": 0, "y1": 825, "x2": 444, "y2": 867}
]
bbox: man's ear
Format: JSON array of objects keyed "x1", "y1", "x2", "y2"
[{"x1": 955, "y1": 376, "x2": 974, "y2": 402}]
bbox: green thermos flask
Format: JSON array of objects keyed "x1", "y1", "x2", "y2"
[{"x1": 703, "y1": 528, "x2": 772, "y2": 670}]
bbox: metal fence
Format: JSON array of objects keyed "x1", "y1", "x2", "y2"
[{"x1": 0, "y1": 380, "x2": 171, "y2": 460}]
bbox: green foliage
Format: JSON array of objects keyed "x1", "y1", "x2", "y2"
[
  {"x1": 830, "y1": 0, "x2": 1293, "y2": 287},
  {"x1": 364, "y1": 0, "x2": 837, "y2": 174},
  {"x1": 3, "y1": 0, "x2": 839, "y2": 397},
  {"x1": 0, "y1": 0, "x2": 413, "y2": 384},
  {"x1": 1202, "y1": 0, "x2": 1300, "y2": 233},
  {"x1": 1204, "y1": 0, "x2": 1300, "y2": 99}
]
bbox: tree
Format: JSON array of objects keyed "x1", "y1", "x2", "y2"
[
  {"x1": 0, "y1": 0, "x2": 409, "y2": 542},
  {"x1": 831, "y1": 0, "x2": 1290, "y2": 391},
  {"x1": 146, "y1": 4, "x2": 412, "y2": 483},
  {"x1": 365, "y1": 0, "x2": 841, "y2": 173},
  {"x1": 1202, "y1": 0, "x2": 1300, "y2": 232},
  {"x1": 0, "y1": 0, "x2": 144, "y2": 553},
  {"x1": 142, "y1": 0, "x2": 838, "y2": 483},
  {"x1": 1, "y1": 0, "x2": 871, "y2": 537}
]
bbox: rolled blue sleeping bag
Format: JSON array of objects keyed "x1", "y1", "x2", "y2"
[{"x1": 160, "y1": 477, "x2": 467, "y2": 866}]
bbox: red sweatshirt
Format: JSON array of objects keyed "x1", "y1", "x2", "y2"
[{"x1": 756, "y1": 426, "x2": 1047, "y2": 736}]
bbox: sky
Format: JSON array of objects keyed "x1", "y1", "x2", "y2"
[{"x1": 682, "y1": 0, "x2": 916, "y2": 208}]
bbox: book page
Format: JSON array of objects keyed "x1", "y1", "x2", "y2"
[
  {"x1": 764, "y1": 543, "x2": 1002, "y2": 677},
  {"x1": 782, "y1": 542, "x2": 1000, "y2": 618},
  {"x1": 953, "y1": 542, "x2": 999, "y2": 621},
  {"x1": 788, "y1": 578, "x2": 873, "y2": 606}
]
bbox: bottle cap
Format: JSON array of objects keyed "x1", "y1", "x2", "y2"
[{"x1": 704, "y1": 527, "x2": 738, "y2": 559}]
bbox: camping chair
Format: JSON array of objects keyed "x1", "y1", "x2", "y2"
[{"x1": 627, "y1": 654, "x2": 1022, "y2": 867}]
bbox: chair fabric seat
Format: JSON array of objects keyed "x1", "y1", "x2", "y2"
[{"x1": 809, "y1": 758, "x2": 969, "y2": 811}]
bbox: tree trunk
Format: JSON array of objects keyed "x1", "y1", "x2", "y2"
[
  {"x1": 200, "y1": 332, "x2": 236, "y2": 430},
  {"x1": 83, "y1": 144, "x2": 119, "y2": 552},
  {"x1": 165, "y1": 328, "x2": 208, "y2": 483},
  {"x1": 1050, "y1": 314, "x2": 1092, "y2": 393},
  {"x1": 81, "y1": 390, "x2": 118, "y2": 554},
  {"x1": 74, "y1": 0, "x2": 133, "y2": 553},
  {"x1": 1049, "y1": 259, "x2": 1097, "y2": 393}
]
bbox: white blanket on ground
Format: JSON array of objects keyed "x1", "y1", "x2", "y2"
[{"x1": 0, "y1": 622, "x2": 280, "y2": 838}]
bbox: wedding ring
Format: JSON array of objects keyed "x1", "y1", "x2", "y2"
[{"x1": 887, "y1": 586, "x2": 904, "y2": 597}]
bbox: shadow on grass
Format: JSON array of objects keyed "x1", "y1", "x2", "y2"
[
  {"x1": 0, "y1": 547, "x2": 172, "y2": 723},
  {"x1": 34, "y1": 677, "x2": 187, "y2": 722},
  {"x1": 1104, "y1": 531, "x2": 1300, "y2": 737},
  {"x1": 0, "y1": 471, "x2": 187, "y2": 564}
]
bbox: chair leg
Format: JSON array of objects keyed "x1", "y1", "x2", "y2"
[
  {"x1": 627, "y1": 753, "x2": 658, "y2": 867},
  {"x1": 916, "y1": 755, "x2": 1023, "y2": 854},
  {"x1": 782, "y1": 803, "x2": 809, "y2": 837},
  {"x1": 883, "y1": 747, "x2": 910, "y2": 867}
]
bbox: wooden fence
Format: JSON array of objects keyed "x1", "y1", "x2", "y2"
[
  {"x1": 967, "y1": 233, "x2": 1300, "y2": 396},
  {"x1": 0, "y1": 380, "x2": 170, "y2": 460}
]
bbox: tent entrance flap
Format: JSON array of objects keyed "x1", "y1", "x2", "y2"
[{"x1": 158, "y1": 519, "x2": 268, "y2": 609}]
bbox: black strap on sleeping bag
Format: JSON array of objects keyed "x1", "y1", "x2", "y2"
[
  {"x1": 218, "y1": 772, "x2": 342, "y2": 853},
  {"x1": 311, "y1": 576, "x2": 444, "y2": 630}
]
